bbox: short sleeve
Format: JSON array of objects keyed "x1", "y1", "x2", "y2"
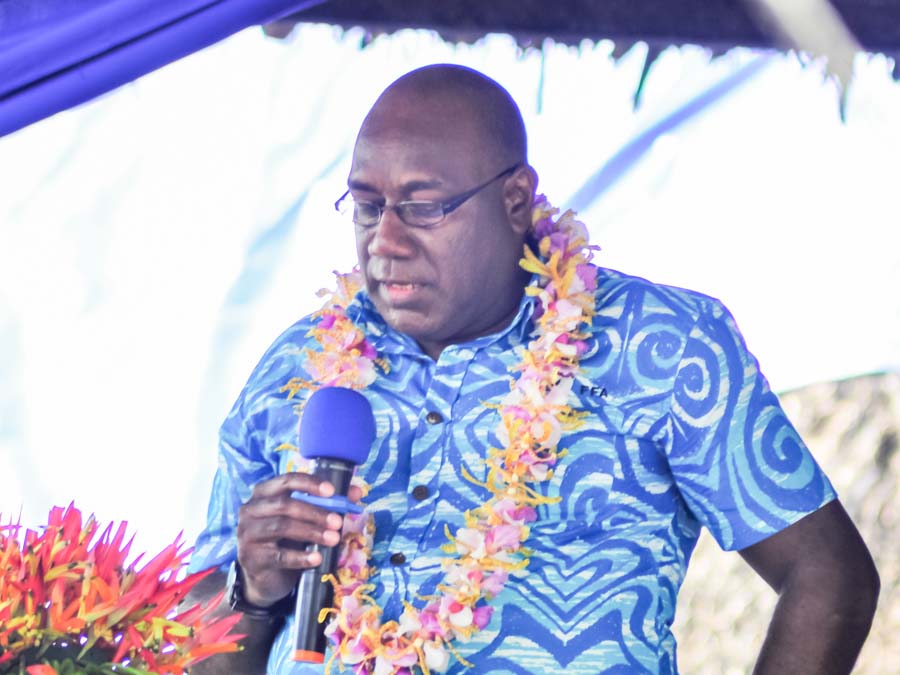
[
  {"x1": 186, "y1": 389, "x2": 281, "y2": 573},
  {"x1": 187, "y1": 329, "x2": 307, "y2": 573},
  {"x1": 663, "y1": 297, "x2": 836, "y2": 551}
]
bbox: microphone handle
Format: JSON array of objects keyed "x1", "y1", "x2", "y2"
[{"x1": 292, "y1": 458, "x2": 355, "y2": 663}]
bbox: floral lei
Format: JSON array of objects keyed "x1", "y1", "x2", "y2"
[{"x1": 280, "y1": 196, "x2": 598, "y2": 674}]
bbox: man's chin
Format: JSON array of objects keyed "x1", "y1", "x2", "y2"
[{"x1": 380, "y1": 309, "x2": 435, "y2": 339}]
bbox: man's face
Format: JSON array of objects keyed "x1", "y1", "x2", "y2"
[{"x1": 348, "y1": 97, "x2": 527, "y2": 359}]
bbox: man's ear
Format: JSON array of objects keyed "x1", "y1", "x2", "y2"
[{"x1": 503, "y1": 165, "x2": 539, "y2": 236}]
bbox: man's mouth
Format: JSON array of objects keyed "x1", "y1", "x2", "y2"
[{"x1": 380, "y1": 280, "x2": 424, "y2": 303}]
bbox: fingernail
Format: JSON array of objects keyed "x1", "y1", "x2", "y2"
[
  {"x1": 323, "y1": 530, "x2": 340, "y2": 546},
  {"x1": 319, "y1": 482, "x2": 335, "y2": 497},
  {"x1": 326, "y1": 513, "x2": 342, "y2": 529}
]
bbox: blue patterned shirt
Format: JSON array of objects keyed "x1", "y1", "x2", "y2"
[{"x1": 190, "y1": 267, "x2": 835, "y2": 674}]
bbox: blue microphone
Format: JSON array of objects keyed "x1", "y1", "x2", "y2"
[{"x1": 291, "y1": 387, "x2": 375, "y2": 664}]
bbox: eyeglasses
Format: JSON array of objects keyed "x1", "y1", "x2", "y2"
[{"x1": 334, "y1": 163, "x2": 520, "y2": 229}]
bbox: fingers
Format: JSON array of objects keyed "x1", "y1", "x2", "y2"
[
  {"x1": 240, "y1": 539, "x2": 323, "y2": 574},
  {"x1": 250, "y1": 472, "x2": 336, "y2": 500},
  {"x1": 238, "y1": 484, "x2": 344, "y2": 551},
  {"x1": 236, "y1": 540, "x2": 319, "y2": 606},
  {"x1": 236, "y1": 473, "x2": 352, "y2": 605}
]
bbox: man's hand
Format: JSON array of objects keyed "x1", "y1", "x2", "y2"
[
  {"x1": 236, "y1": 472, "x2": 364, "y2": 607},
  {"x1": 740, "y1": 499, "x2": 879, "y2": 675},
  {"x1": 187, "y1": 474, "x2": 364, "y2": 675}
]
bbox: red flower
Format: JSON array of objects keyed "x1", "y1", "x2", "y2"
[{"x1": 0, "y1": 504, "x2": 244, "y2": 673}]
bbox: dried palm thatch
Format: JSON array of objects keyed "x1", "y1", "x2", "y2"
[
  {"x1": 267, "y1": 0, "x2": 900, "y2": 77},
  {"x1": 674, "y1": 372, "x2": 900, "y2": 674}
]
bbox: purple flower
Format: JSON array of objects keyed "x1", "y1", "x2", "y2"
[
  {"x1": 472, "y1": 605, "x2": 494, "y2": 629},
  {"x1": 576, "y1": 263, "x2": 598, "y2": 291},
  {"x1": 482, "y1": 570, "x2": 509, "y2": 596}
]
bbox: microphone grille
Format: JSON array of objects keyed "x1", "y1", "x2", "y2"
[{"x1": 299, "y1": 387, "x2": 375, "y2": 464}]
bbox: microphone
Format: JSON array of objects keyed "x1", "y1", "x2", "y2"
[{"x1": 291, "y1": 387, "x2": 375, "y2": 664}]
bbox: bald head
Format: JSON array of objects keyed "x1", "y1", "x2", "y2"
[
  {"x1": 358, "y1": 64, "x2": 528, "y2": 168},
  {"x1": 347, "y1": 64, "x2": 538, "y2": 360}
]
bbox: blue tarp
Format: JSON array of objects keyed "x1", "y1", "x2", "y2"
[{"x1": 0, "y1": 0, "x2": 323, "y2": 137}]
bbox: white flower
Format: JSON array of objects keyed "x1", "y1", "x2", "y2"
[
  {"x1": 455, "y1": 528, "x2": 486, "y2": 559},
  {"x1": 553, "y1": 298, "x2": 583, "y2": 323},
  {"x1": 357, "y1": 358, "x2": 377, "y2": 387},
  {"x1": 397, "y1": 606, "x2": 421, "y2": 636},
  {"x1": 374, "y1": 656, "x2": 393, "y2": 675},
  {"x1": 555, "y1": 341, "x2": 577, "y2": 357},
  {"x1": 495, "y1": 420, "x2": 510, "y2": 446},
  {"x1": 545, "y1": 384, "x2": 572, "y2": 408},
  {"x1": 424, "y1": 643, "x2": 451, "y2": 672},
  {"x1": 323, "y1": 618, "x2": 339, "y2": 639},
  {"x1": 529, "y1": 463, "x2": 550, "y2": 481},
  {"x1": 448, "y1": 605, "x2": 473, "y2": 628}
]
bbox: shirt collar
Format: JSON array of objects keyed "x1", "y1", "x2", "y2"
[{"x1": 345, "y1": 277, "x2": 539, "y2": 358}]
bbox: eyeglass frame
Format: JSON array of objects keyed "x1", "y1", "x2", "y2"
[{"x1": 333, "y1": 163, "x2": 521, "y2": 229}]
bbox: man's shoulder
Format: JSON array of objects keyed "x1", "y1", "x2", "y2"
[
  {"x1": 592, "y1": 266, "x2": 726, "y2": 324},
  {"x1": 237, "y1": 313, "x2": 321, "y2": 397},
  {"x1": 243, "y1": 293, "x2": 381, "y2": 389},
  {"x1": 261, "y1": 313, "x2": 320, "y2": 359}
]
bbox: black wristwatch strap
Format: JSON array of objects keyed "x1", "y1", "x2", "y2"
[{"x1": 226, "y1": 561, "x2": 296, "y2": 620}]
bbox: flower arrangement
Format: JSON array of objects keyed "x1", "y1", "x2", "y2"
[
  {"x1": 288, "y1": 196, "x2": 599, "y2": 673},
  {"x1": 0, "y1": 503, "x2": 243, "y2": 675}
]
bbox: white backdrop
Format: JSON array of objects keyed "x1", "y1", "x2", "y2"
[{"x1": 1, "y1": 25, "x2": 898, "y2": 557}]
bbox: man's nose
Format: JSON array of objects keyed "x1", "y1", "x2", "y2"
[{"x1": 366, "y1": 207, "x2": 415, "y2": 258}]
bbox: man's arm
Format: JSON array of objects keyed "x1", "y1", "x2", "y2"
[
  {"x1": 185, "y1": 570, "x2": 283, "y2": 675},
  {"x1": 739, "y1": 499, "x2": 879, "y2": 675},
  {"x1": 186, "y1": 473, "x2": 359, "y2": 674}
]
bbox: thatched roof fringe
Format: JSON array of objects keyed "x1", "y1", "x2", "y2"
[{"x1": 261, "y1": 0, "x2": 900, "y2": 85}]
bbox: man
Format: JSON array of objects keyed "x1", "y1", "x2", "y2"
[{"x1": 187, "y1": 64, "x2": 879, "y2": 674}]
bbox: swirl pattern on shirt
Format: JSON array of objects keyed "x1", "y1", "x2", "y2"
[{"x1": 190, "y1": 267, "x2": 835, "y2": 674}]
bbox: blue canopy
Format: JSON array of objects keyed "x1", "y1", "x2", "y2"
[{"x1": 0, "y1": 0, "x2": 321, "y2": 137}]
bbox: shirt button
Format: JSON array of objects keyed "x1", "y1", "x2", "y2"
[
  {"x1": 389, "y1": 552, "x2": 407, "y2": 565},
  {"x1": 412, "y1": 485, "x2": 429, "y2": 501},
  {"x1": 425, "y1": 410, "x2": 444, "y2": 424}
]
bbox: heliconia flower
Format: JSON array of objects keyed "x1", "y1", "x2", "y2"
[
  {"x1": 26, "y1": 667, "x2": 58, "y2": 675},
  {"x1": 0, "y1": 505, "x2": 243, "y2": 674}
]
